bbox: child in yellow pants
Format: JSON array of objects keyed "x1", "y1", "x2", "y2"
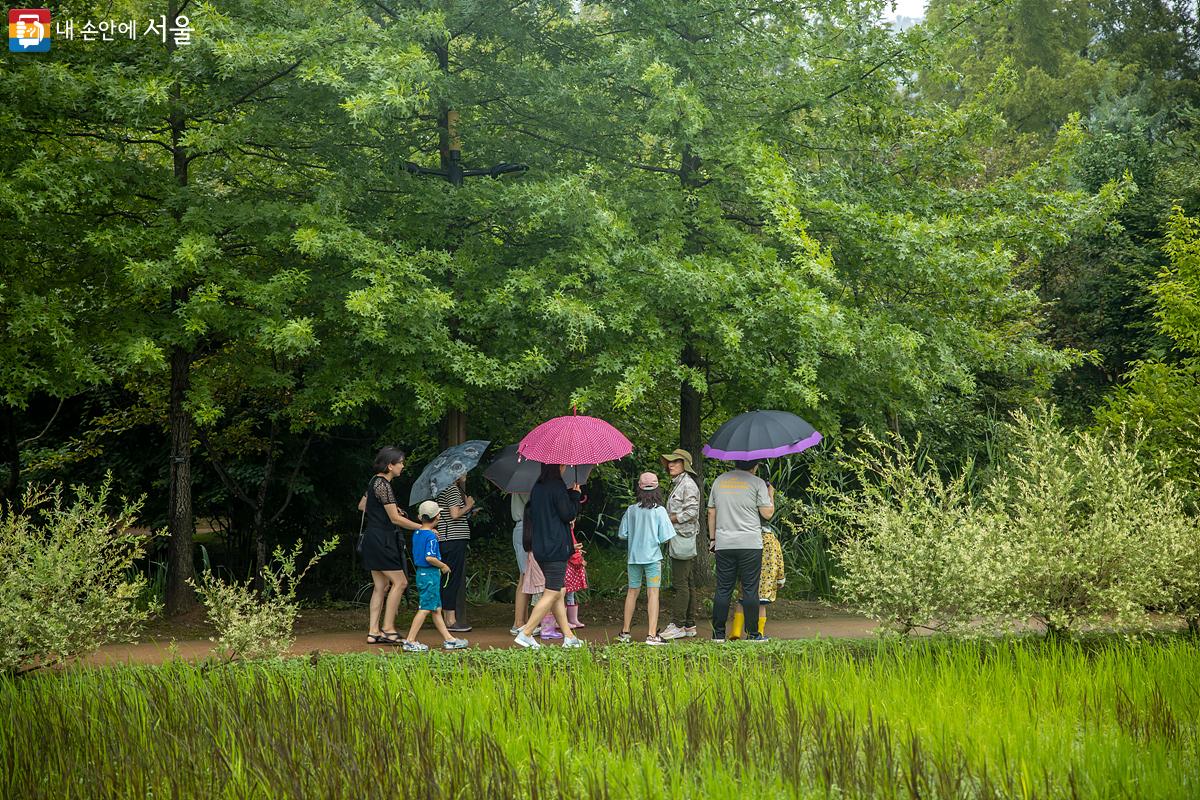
[{"x1": 730, "y1": 527, "x2": 784, "y2": 639}]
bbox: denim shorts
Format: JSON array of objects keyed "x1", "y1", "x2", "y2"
[
  {"x1": 628, "y1": 561, "x2": 662, "y2": 589},
  {"x1": 415, "y1": 569, "x2": 442, "y2": 611}
]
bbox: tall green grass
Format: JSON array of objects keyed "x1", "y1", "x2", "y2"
[{"x1": 3, "y1": 638, "x2": 1197, "y2": 799}]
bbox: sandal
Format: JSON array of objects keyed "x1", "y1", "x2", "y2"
[{"x1": 380, "y1": 631, "x2": 403, "y2": 645}]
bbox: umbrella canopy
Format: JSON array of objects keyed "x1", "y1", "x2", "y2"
[
  {"x1": 484, "y1": 445, "x2": 595, "y2": 493},
  {"x1": 702, "y1": 411, "x2": 821, "y2": 461},
  {"x1": 407, "y1": 440, "x2": 491, "y2": 505},
  {"x1": 518, "y1": 413, "x2": 632, "y2": 466}
]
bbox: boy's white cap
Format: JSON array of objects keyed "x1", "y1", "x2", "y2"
[{"x1": 417, "y1": 500, "x2": 441, "y2": 520}]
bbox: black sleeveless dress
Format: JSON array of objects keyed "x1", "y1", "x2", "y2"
[{"x1": 360, "y1": 475, "x2": 409, "y2": 572}]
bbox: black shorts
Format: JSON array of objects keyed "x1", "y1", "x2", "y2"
[{"x1": 540, "y1": 560, "x2": 567, "y2": 592}]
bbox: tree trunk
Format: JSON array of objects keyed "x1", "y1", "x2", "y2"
[
  {"x1": 164, "y1": 4, "x2": 196, "y2": 615},
  {"x1": 251, "y1": 419, "x2": 279, "y2": 592},
  {"x1": 0, "y1": 404, "x2": 20, "y2": 510},
  {"x1": 165, "y1": 340, "x2": 196, "y2": 614},
  {"x1": 678, "y1": 146, "x2": 712, "y2": 587},
  {"x1": 439, "y1": 408, "x2": 468, "y2": 450},
  {"x1": 680, "y1": 343, "x2": 712, "y2": 586},
  {"x1": 437, "y1": 407, "x2": 470, "y2": 623}
]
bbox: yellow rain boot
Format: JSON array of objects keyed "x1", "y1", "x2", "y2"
[
  {"x1": 757, "y1": 608, "x2": 767, "y2": 636},
  {"x1": 730, "y1": 607, "x2": 744, "y2": 640}
]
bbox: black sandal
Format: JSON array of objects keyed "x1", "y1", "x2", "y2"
[{"x1": 379, "y1": 631, "x2": 403, "y2": 645}]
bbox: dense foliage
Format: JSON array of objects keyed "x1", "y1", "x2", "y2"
[{"x1": 1, "y1": 0, "x2": 1198, "y2": 606}]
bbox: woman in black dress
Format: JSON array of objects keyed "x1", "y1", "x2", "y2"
[{"x1": 358, "y1": 446, "x2": 422, "y2": 644}]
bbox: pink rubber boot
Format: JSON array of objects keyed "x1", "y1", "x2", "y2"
[
  {"x1": 539, "y1": 613, "x2": 563, "y2": 639},
  {"x1": 566, "y1": 603, "x2": 585, "y2": 629}
]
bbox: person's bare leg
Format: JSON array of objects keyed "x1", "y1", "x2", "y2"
[
  {"x1": 514, "y1": 581, "x2": 529, "y2": 628},
  {"x1": 552, "y1": 593, "x2": 576, "y2": 641},
  {"x1": 405, "y1": 609, "x2": 429, "y2": 643},
  {"x1": 432, "y1": 610, "x2": 454, "y2": 642},
  {"x1": 445, "y1": 609, "x2": 456, "y2": 627},
  {"x1": 368, "y1": 571, "x2": 388, "y2": 636},
  {"x1": 622, "y1": 588, "x2": 640, "y2": 633},
  {"x1": 647, "y1": 587, "x2": 661, "y2": 637},
  {"x1": 520, "y1": 589, "x2": 563, "y2": 636},
  {"x1": 381, "y1": 570, "x2": 407, "y2": 633}
]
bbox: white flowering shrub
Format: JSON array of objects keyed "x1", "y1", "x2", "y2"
[
  {"x1": 191, "y1": 537, "x2": 336, "y2": 660},
  {"x1": 818, "y1": 432, "x2": 998, "y2": 634},
  {"x1": 988, "y1": 407, "x2": 1193, "y2": 636},
  {"x1": 825, "y1": 406, "x2": 1199, "y2": 637},
  {"x1": 1157, "y1": 520, "x2": 1200, "y2": 635},
  {"x1": 0, "y1": 480, "x2": 160, "y2": 674}
]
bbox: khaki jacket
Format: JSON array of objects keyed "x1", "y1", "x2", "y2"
[{"x1": 665, "y1": 473, "x2": 701, "y2": 559}]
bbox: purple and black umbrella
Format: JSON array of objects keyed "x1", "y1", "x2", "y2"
[{"x1": 701, "y1": 410, "x2": 822, "y2": 461}]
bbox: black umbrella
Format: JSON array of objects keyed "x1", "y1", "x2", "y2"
[
  {"x1": 702, "y1": 410, "x2": 822, "y2": 461},
  {"x1": 484, "y1": 444, "x2": 595, "y2": 493}
]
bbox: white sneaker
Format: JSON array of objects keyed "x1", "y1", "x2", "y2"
[
  {"x1": 616, "y1": 631, "x2": 632, "y2": 643},
  {"x1": 514, "y1": 632, "x2": 541, "y2": 649},
  {"x1": 645, "y1": 635, "x2": 667, "y2": 646},
  {"x1": 443, "y1": 638, "x2": 469, "y2": 650},
  {"x1": 660, "y1": 624, "x2": 686, "y2": 640},
  {"x1": 401, "y1": 640, "x2": 429, "y2": 652},
  {"x1": 683, "y1": 626, "x2": 698, "y2": 638},
  {"x1": 562, "y1": 637, "x2": 586, "y2": 649}
]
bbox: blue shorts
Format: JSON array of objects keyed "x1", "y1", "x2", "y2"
[
  {"x1": 416, "y1": 569, "x2": 442, "y2": 611},
  {"x1": 628, "y1": 561, "x2": 662, "y2": 589}
]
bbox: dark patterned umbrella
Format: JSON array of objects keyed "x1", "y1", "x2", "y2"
[{"x1": 407, "y1": 440, "x2": 491, "y2": 505}]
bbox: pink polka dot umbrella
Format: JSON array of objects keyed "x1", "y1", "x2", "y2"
[{"x1": 518, "y1": 411, "x2": 632, "y2": 466}]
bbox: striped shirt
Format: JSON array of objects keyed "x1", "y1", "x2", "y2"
[{"x1": 435, "y1": 484, "x2": 472, "y2": 542}]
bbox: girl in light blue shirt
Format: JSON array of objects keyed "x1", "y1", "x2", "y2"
[{"x1": 617, "y1": 472, "x2": 676, "y2": 645}]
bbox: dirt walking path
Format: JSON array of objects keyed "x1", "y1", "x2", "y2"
[{"x1": 84, "y1": 602, "x2": 878, "y2": 666}]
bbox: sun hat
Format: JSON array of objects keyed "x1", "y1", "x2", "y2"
[
  {"x1": 659, "y1": 448, "x2": 697, "y2": 475},
  {"x1": 638, "y1": 472, "x2": 660, "y2": 490},
  {"x1": 417, "y1": 500, "x2": 441, "y2": 521}
]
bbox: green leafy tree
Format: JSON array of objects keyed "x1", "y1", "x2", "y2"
[
  {"x1": 1, "y1": 0, "x2": 442, "y2": 611},
  {"x1": 1098, "y1": 206, "x2": 1200, "y2": 494}
]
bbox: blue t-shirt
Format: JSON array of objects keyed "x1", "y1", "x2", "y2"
[{"x1": 412, "y1": 528, "x2": 441, "y2": 571}]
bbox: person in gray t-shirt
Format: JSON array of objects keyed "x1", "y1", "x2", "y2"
[{"x1": 707, "y1": 461, "x2": 775, "y2": 641}]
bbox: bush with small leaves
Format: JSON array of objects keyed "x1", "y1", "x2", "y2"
[
  {"x1": 986, "y1": 406, "x2": 1189, "y2": 636},
  {"x1": 191, "y1": 537, "x2": 337, "y2": 660},
  {"x1": 819, "y1": 432, "x2": 1000, "y2": 634},
  {"x1": 0, "y1": 480, "x2": 160, "y2": 674}
]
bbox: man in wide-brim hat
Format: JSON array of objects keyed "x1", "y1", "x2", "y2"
[{"x1": 658, "y1": 448, "x2": 701, "y2": 640}]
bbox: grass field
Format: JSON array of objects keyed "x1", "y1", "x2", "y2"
[{"x1": 3, "y1": 637, "x2": 1197, "y2": 799}]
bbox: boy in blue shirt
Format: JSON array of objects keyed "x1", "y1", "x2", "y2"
[{"x1": 403, "y1": 501, "x2": 469, "y2": 652}]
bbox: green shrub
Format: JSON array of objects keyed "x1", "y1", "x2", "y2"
[
  {"x1": 818, "y1": 431, "x2": 998, "y2": 634},
  {"x1": 0, "y1": 480, "x2": 160, "y2": 674},
  {"x1": 191, "y1": 537, "x2": 336, "y2": 660},
  {"x1": 985, "y1": 406, "x2": 1189, "y2": 636},
  {"x1": 825, "y1": 406, "x2": 1199, "y2": 637}
]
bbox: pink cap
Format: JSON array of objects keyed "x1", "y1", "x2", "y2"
[{"x1": 638, "y1": 472, "x2": 659, "y2": 490}]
